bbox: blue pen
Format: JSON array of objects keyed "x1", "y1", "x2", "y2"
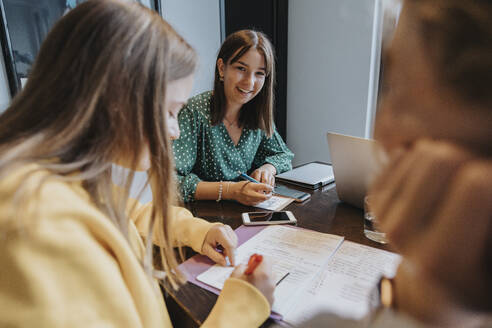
[
  {"x1": 238, "y1": 171, "x2": 273, "y2": 194},
  {"x1": 238, "y1": 171, "x2": 261, "y2": 183}
]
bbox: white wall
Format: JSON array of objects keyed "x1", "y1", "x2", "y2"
[
  {"x1": 0, "y1": 41, "x2": 11, "y2": 112},
  {"x1": 287, "y1": 0, "x2": 375, "y2": 165},
  {"x1": 127, "y1": 0, "x2": 222, "y2": 202},
  {"x1": 161, "y1": 0, "x2": 221, "y2": 96}
]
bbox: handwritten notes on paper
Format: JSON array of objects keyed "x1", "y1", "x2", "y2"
[
  {"x1": 196, "y1": 225, "x2": 344, "y2": 316},
  {"x1": 283, "y1": 241, "x2": 401, "y2": 325},
  {"x1": 196, "y1": 225, "x2": 401, "y2": 322},
  {"x1": 254, "y1": 195, "x2": 294, "y2": 211}
]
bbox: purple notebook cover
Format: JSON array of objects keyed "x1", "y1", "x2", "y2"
[{"x1": 178, "y1": 224, "x2": 283, "y2": 321}]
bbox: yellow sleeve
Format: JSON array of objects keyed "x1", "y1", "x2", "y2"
[
  {"x1": 0, "y1": 217, "x2": 146, "y2": 328},
  {"x1": 169, "y1": 205, "x2": 222, "y2": 252},
  {"x1": 129, "y1": 199, "x2": 220, "y2": 252},
  {"x1": 202, "y1": 278, "x2": 271, "y2": 328}
]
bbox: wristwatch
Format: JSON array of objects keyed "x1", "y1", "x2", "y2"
[{"x1": 369, "y1": 276, "x2": 396, "y2": 310}]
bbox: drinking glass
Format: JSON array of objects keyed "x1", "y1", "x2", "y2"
[{"x1": 363, "y1": 196, "x2": 387, "y2": 244}]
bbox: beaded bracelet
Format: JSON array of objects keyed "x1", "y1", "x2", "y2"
[
  {"x1": 226, "y1": 181, "x2": 231, "y2": 197},
  {"x1": 216, "y1": 181, "x2": 223, "y2": 202}
]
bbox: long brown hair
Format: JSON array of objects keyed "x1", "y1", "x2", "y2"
[
  {"x1": 210, "y1": 30, "x2": 276, "y2": 137},
  {"x1": 0, "y1": 0, "x2": 197, "y2": 289}
]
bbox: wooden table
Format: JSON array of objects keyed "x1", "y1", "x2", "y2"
[{"x1": 164, "y1": 182, "x2": 392, "y2": 327}]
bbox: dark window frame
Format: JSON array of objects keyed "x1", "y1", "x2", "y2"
[{"x1": 0, "y1": 0, "x2": 161, "y2": 97}]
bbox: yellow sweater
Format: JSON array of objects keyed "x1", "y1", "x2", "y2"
[{"x1": 0, "y1": 165, "x2": 270, "y2": 327}]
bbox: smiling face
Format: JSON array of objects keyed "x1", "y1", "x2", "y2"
[{"x1": 217, "y1": 48, "x2": 266, "y2": 111}]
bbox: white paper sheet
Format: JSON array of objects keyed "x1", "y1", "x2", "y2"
[
  {"x1": 254, "y1": 195, "x2": 294, "y2": 211},
  {"x1": 283, "y1": 241, "x2": 401, "y2": 325},
  {"x1": 196, "y1": 225, "x2": 344, "y2": 315}
]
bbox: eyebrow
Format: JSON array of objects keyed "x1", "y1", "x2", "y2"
[{"x1": 237, "y1": 60, "x2": 266, "y2": 72}]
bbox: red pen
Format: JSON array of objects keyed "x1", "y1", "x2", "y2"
[{"x1": 245, "y1": 253, "x2": 263, "y2": 275}]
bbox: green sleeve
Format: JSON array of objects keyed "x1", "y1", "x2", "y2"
[
  {"x1": 253, "y1": 127, "x2": 294, "y2": 174},
  {"x1": 172, "y1": 106, "x2": 201, "y2": 202}
]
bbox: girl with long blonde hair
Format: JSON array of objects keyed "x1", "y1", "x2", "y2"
[{"x1": 0, "y1": 1, "x2": 274, "y2": 326}]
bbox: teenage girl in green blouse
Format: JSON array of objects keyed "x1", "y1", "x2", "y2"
[{"x1": 173, "y1": 30, "x2": 294, "y2": 205}]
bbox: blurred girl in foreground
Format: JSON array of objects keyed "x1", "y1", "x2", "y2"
[{"x1": 294, "y1": 0, "x2": 492, "y2": 326}]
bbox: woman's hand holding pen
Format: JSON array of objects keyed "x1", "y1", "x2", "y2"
[
  {"x1": 202, "y1": 224, "x2": 238, "y2": 266},
  {"x1": 226, "y1": 181, "x2": 273, "y2": 206},
  {"x1": 370, "y1": 140, "x2": 492, "y2": 323},
  {"x1": 251, "y1": 164, "x2": 276, "y2": 187},
  {"x1": 231, "y1": 255, "x2": 276, "y2": 306}
]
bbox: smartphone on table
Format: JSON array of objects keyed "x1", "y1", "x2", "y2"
[{"x1": 242, "y1": 211, "x2": 297, "y2": 226}]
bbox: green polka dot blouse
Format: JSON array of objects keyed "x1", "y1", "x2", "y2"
[{"x1": 172, "y1": 91, "x2": 294, "y2": 202}]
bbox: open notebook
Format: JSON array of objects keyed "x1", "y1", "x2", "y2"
[
  {"x1": 180, "y1": 225, "x2": 401, "y2": 324},
  {"x1": 254, "y1": 195, "x2": 294, "y2": 211}
]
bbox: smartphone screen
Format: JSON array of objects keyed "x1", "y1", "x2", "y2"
[{"x1": 248, "y1": 212, "x2": 291, "y2": 222}]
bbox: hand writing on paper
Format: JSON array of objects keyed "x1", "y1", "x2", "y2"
[
  {"x1": 201, "y1": 224, "x2": 238, "y2": 266},
  {"x1": 251, "y1": 164, "x2": 277, "y2": 187},
  {"x1": 229, "y1": 181, "x2": 273, "y2": 206},
  {"x1": 231, "y1": 256, "x2": 276, "y2": 306},
  {"x1": 370, "y1": 140, "x2": 492, "y2": 319}
]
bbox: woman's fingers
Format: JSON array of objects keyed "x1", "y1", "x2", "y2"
[
  {"x1": 248, "y1": 185, "x2": 272, "y2": 205},
  {"x1": 202, "y1": 225, "x2": 238, "y2": 266},
  {"x1": 235, "y1": 180, "x2": 274, "y2": 205},
  {"x1": 250, "y1": 170, "x2": 261, "y2": 182},
  {"x1": 417, "y1": 161, "x2": 492, "y2": 281},
  {"x1": 369, "y1": 141, "x2": 492, "y2": 313},
  {"x1": 258, "y1": 170, "x2": 266, "y2": 184},
  {"x1": 370, "y1": 141, "x2": 472, "y2": 247},
  {"x1": 247, "y1": 258, "x2": 276, "y2": 306},
  {"x1": 249, "y1": 182, "x2": 273, "y2": 194},
  {"x1": 223, "y1": 225, "x2": 238, "y2": 265},
  {"x1": 379, "y1": 142, "x2": 472, "y2": 250},
  {"x1": 251, "y1": 167, "x2": 276, "y2": 187},
  {"x1": 261, "y1": 171, "x2": 275, "y2": 187},
  {"x1": 202, "y1": 243, "x2": 227, "y2": 266},
  {"x1": 401, "y1": 160, "x2": 492, "y2": 311},
  {"x1": 243, "y1": 182, "x2": 272, "y2": 200},
  {"x1": 230, "y1": 264, "x2": 247, "y2": 278},
  {"x1": 231, "y1": 257, "x2": 276, "y2": 306},
  {"x1": 371, "y1": 142, "x2": 426, "y2": 226},
  {"x1": 262, "y1": 171, "x2": 275, "y2": 187}
]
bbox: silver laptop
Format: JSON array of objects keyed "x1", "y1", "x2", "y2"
[
  {"x1": 275, "y1": 162, "x2": 334, "y2": 189},
  {"x1": 326, "y1": 132, "x2": 381, "y2": 209}
]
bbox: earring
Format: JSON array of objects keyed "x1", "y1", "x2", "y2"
[{"x1": 219, "y1": 75, "x2": 224, "y2": 82}]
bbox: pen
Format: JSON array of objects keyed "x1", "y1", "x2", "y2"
[
  {"x1": 245, "y1": 253, "x2": 263, "y2": 275},
  {"x1": 238, "y1": 171, "x2": 261, "y2": 184},
  {"x1": 276, "y1": 272, "x2": 290, "y2": 286},
  {"x1": 238, "y1": 171, "x2": 273, "y2": 195},
  {"x1": 214, "y1": 245, "x2": 234, "y2": 266}
]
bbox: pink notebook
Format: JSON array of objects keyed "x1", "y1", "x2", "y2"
[{"x1": 178, "y1": 225, "x2": 283, "y2": 321}]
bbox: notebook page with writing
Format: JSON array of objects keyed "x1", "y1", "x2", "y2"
[
  {"x1": 254, "y1": 195, "x2": 294, "y2": 211},
  {"x1": 196, "y1": 225, "x2": 344, "y2": 316},
  {"x1": 283, "y1": 241, "x2": 401, "y2": 325}
]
